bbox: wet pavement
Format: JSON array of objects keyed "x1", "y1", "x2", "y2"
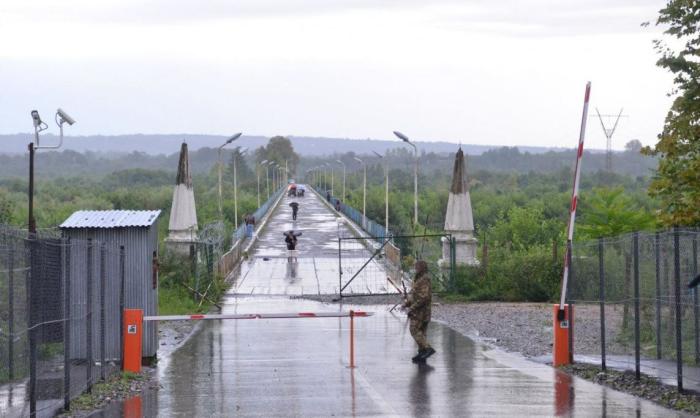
[
  {"x1": 95, "y1": 185, "x2": 685, "y2": 417},
  {"x1": 233, "y1": 188, "x2": 396, "y2": 295}
]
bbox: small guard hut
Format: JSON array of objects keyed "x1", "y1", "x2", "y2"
[{"x1": 60, "y1": 210, "x2": 161, "y2": 359}]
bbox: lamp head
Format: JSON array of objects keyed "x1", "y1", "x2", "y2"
[
  {"x1": 353, "y1": 157, "x2": 363, "y2": 163},
  {"x1": 393, "y1": 131, "x2": 409, "y2": 142},
  {"x1": 227, "y1": 133, "x2": 242, "y2": 144},
  {"x1": 336, "y1": 159, "x2": 343, "y2": 164},
  {"x1": 372, "y1": 151, "x2": 383, "y2": 158}
]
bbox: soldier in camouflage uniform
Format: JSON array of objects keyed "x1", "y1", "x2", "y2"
[{"x1": 404, "y1": 260, "x2": 436, "y2": 362}]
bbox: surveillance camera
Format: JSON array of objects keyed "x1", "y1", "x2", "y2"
[
  {"x1": 30, "y1": 110, "x2": 42, "y2": 128},
  {"x1": 56, "y1": 108, "x2": 76, "y2": 125}
]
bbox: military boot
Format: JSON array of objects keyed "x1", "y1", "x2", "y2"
[
  {"x1": 418, "y1": 347, "x2": 436, "y2": 361},
  {"x1": 411, "y1": 350, "x2": 427, "y2": 363}
]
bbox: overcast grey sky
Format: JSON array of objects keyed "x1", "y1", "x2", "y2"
[{"x1": 0, "y1": 0, "x2": 672, "y2": 150}]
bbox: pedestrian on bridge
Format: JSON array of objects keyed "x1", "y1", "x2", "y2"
[
  {"x1": 289, "y1": 201, "x2": 300, "y2": 220},
  {"x1": 284, "y1": 230, "x2": 302, "y2": 262},
  {"x1": 404, "y1": 260, "x2": 435, "y2": 363},
  {"x1": 244, "y1": 214, "x2": 256, "y2": 238}
]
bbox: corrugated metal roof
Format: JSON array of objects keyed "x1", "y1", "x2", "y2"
[{"x1": 60, "y1": 210, "x2": 161, "y2": 228}]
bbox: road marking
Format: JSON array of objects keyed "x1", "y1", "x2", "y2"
[{"x1": 353, "y1": 368, "x2": 401, "y2": 417}]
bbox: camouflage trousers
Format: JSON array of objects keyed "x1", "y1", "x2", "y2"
[{"x1": 409, "y1": 317, "x2": 431, "y2": 351}]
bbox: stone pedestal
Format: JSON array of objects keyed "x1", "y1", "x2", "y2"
[{"x1": 439, "y1": 232, "x2": 479, "y2": 268}]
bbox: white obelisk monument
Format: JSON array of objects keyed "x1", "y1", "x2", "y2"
[
  {"x1": 440, "y1": 147, "x2": 479, "y2": 267},
  {"x1": 166, "y1": 142, "x2": 198, "y2": 254}
]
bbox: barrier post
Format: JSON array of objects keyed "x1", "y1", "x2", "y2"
[
  {"x1": 123, "y1": 309, "x2": 143, "y2": 373},
  {"x1": 349, "y1": 310, "x2": 355, "y2": 369},
  {"x1": 553, "y1": 304, "x2": 573, "y2": 366}
]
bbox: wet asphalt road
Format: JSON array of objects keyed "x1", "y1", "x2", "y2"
[{"x1": 97, "y1": 185, "x2": 685, "y2": 417}]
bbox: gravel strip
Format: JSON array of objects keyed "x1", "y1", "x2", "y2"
[{"x1": 563, "y1": 363, "x2": 700, "y2": 415}]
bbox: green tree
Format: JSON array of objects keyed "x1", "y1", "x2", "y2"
[
  {"x1": 255, "y1": 136, "x2": 300, "y2": 176},
  {"x1": 644, "y1": 2, "x2": 700, "y2": 225},
  {"x1": 578, "y1": 187, "x2": 655, "y2": 238}
]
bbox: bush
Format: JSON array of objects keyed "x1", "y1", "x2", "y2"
[{"x1": 451, "y1": 245, "x2": 562, "y2": 302}]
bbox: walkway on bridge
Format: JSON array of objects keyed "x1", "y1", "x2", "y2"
[
  {"x1": 102, "y1": 185, "x2": 684, "y2": 417},
  {"x1": 232, "y1": 187, "x2": 395, "y2": 296}
]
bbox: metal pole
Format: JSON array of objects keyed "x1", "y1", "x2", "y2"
[
  {"x1": 694, "y1": 233, "x2": 699, "y2": 364},
  {"x1": 349, "y1": 310, "x2": 355, "y2": 368},
  {"x1": 633, "y1": 232, "x2": 641, "y2": 380},
  {"x1": 674, "y1": 226, "x2": 683, "y2": 391},
  {"x1": 413, "y1": 146, "x2": 418, "y2": 225},
  {"x1": 266, "y1": 166, "x2": 270, "y2": 199},
  {"x1": 598, "y1": 237, "x2": 606, "y2": 371},
  {"x1": 63, "y1": 238, "x2": 71, "y2": 411},
  {"x1": 100, "y1": 243, "x2": 106, "y2": 381},
  {"x1": 86, "y1": 239, "x2": 93, "y2": 392},
  {"x1": 28, "y1": 143, "x2": 36, "y2": 233},
  {"x1": 234, "y1": 151, "x2": 239, "y2": 229},
  {"x1": 331, "y1": 167, "x2": 334, "y2": 196},
  {"x1": 218, "y1": 148, "x2": 223, "y2": 219},
  {"x1": 338, "y1": 237, "x2": 343, "y2": 299},
  {"x1": 119, "y1": 246, "x2": 125, "y2": 367},
  {"x1": 567, "y1": 241, "x2": 574, "y2": 363},
  {"x1": 363, "y1": 164, "x2": 366, "y2": 221},
  {"x1": 28, "y1": 238, "x2": 36, "y2": 417},
  {"x1": 7, "y1": 244, "x2": 14, "y2": 380},
  {"x1": 257, "y1": 165, "x2": 261, "y2": 207},
  {"x1": 385, "y1": 164, "x2": 389, "y2": 236},
  {"x1": 655, "y1": 231, "x2": 662, "y2": 359}
]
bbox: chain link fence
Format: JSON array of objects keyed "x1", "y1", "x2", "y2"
[
  {"x1": 569, "y1": 228, "x2": 700, "y2": 391},
  {"x1": 0, "y1": 226, "x2": 129, "y2": 417}
]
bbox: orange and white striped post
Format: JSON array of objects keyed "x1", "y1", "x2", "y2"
[{"x1": 554, "y1": 82, "x2": 591, "y2": 366}]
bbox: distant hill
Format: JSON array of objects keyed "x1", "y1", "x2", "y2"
[{"x1": 0, "y1": 133, "x2": 576, "y2": 156}]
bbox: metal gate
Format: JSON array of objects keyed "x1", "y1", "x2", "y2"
[{"x1": 337, "y1": 233, "x2": 454, "y2": 298}]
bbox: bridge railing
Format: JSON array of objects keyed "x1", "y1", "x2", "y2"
[{"x1": 311, "y1": 186, "x2": 393, "y2": 244}]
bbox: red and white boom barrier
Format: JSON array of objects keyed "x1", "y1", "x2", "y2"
[
  {"x1": 554, "y1": 81, "x2": 591, "y2": 367},
  {"x1": 122, "y1": 309, "x2": 373, "y2": 373}
]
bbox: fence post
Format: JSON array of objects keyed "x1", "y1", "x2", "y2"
[
  {"x1": 27, "y1": 238, "x2": 37, "y2": 417},
  {"x1": 100, "y1": 242, "x2": 106, "y2": 381},
  {"x1": 633, "y1": 232, "x2": 641, "y2": 380},
  {"x1": 7, "y1": 244, "x2": 14, "y2": 381},
  {"x1": 568, "y1": 241, "x2": 574, "y2": 364},
  {"x1": 655, "y1": 231, "x2": 662, "y2": 359},
  {"x1": 674, "y1": 226, "x2": 683, "y2": 392},
  {"x1": 63, "y1": 238, "x2": 71, "y2": 411},
  {"x1": 598, "y1": 237, "x2": 606, "y2": 371},
  {"x1": 86, "y1": 239, "x2": 93, "y2": 392},
  {"x1": 119, "y1": 245, "x2": 126, "y2": 367},
  {"x1": 338, "y1": 237, "x2": 343, "y2": 299},
  {"x1": 693, "y1": 232, "x2": 699, "y2": 365},
  {"x1": 450, "y1": 236, "x2": 456, "y2": 291}
]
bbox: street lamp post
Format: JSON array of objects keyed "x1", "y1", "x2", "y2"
[
  {"x1": 353, "y1": 157, "x2": 366, "y2": 223},
  {"x1": 336, "y1": 159, "x2": 346, "y2": 201},
  {"x1": 218, "y1": 133, "x2": 242, "y2": 220},
  {"x1": 394, "y1": 131, "x2": 418, "y2": 225},
  {"x1": 261, "y1": 160, "x2": 270, "y2": 199},
  {"x1": 372, "y1": 151, "x2": 389, "y2": 236},
  {"x1": 233, "y1": 147, "x2": 247, "y2": 230}
]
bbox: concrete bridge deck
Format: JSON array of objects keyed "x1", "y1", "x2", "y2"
[{"x1": 99, "y1": 185, "x2": 684, "y2": 417}]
